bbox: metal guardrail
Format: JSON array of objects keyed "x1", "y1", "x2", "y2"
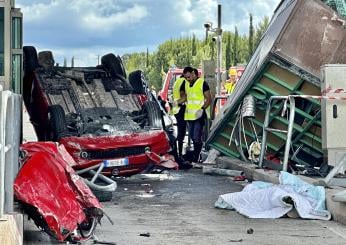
[{"x1": 0, "y1": 87, "x2": 21, "y2": 218}]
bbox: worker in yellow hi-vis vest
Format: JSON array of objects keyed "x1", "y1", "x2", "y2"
[
  {"x1": 171, "y1": 74, "x2": 187, "y2": 158},
  {"x1": 224, "y1": 67, "x2": 237, "y2": 94},
  {"x1": 182, "y1": 67, "x2": 211, "y2": 162}
]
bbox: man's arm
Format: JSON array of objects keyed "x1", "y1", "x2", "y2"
[
  {"x1": 202, "y1": 90, "x2": 211, "y2": 109},
  {"x1": 177, "y1": 80, "x2": 187, "y2": 104},
  {"x1": 177, "y1": 90, "x2": 186, "y2": 104}
]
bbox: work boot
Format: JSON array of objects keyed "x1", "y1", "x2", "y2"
[
  {"x1": 178, "y1": 140, "x2": 184, "y2": 157},
  {"x1": 193, "y1": 142, "x2": 203, "y2": 163}
]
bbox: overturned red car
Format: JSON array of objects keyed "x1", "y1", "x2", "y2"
[{"x1": 23, "y1": 46, "x2": 178, "y2": 177}]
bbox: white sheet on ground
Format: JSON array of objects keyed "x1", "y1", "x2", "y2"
[{"x1": 215, "y1": 171, "x2": 331, "y2": 220}]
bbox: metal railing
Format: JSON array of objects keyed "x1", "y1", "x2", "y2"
[
  {"x1": 259, "y1": 96, "x2": 296, "y2": 172},
  {"x1": 0, "y1": 87, "x2": 21, "y2": 217}
]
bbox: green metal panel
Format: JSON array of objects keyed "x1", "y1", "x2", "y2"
[
  {"x1": 323, "y1": 0, "x2": 346, "y2": 18},
  {"x1": 207, "y1": 60, "x2": 323, "y2": 168}
]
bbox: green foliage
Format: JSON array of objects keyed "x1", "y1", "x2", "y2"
[
  {"x1": 191, "y1": 34, "x2": 197, "y2": 57},
  {"x1": 122, "y1": 15, "x2": 270, "y2": 90},
  {"x1": 225, "y1": 32, "x2": 231, "y2": 69},
  {"x1": 254, "y1": 16, "x2": 270, "y2": 48},
  {"x1": 248, "y1": 13, "x2": 254, "y2": 60},
  {"x1": 232, "y1": 26, "x2": 239, "y2": 66}
]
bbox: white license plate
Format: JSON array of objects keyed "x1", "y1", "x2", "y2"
[{"x1": 104, "y1": 158, "x2": 129, "y2": 167}]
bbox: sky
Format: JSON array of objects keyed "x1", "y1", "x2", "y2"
[{"x1": 17, "y1": 0, "x2": 281, "y2": 66}]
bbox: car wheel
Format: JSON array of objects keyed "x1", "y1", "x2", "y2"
[
  {"x1": 23, "y1": 46, "x2": 39, "y2": 76},
  {"x1": 101, "y1": 53, "x2": 127, "y2": 78},
  {"x1": 38, "y1": 51, "x2": 54, "y2": 70},
  {"x1": 128, "y1": 70, "x2": 147, "y2": 94},
  {"x1": 48, "y1": 105, "x2": 67, "y2": 141},
  {"x1": 103, "y1": 74, "x2": 133, "y2": 95},
  {"x1": 143, "y1": 101, "x2": 163, "y2": 129},
  {"x1": 23, "y1": 46, "x2": 39, "y2": 108}
]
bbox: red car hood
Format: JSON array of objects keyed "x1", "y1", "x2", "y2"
[
  {"x1": 59, "y1": 129, "x2": 171, "y2": 165},
  {"x1": 60, "y1": 130, "x2": 169, "y2": 149},
  {"x1": 14, "y1": 142, "x2": 102, "y2": 241}
]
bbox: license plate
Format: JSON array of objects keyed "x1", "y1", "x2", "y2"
[{"x1": 104, "y1": 158, "x2": 129, "y2": 167}]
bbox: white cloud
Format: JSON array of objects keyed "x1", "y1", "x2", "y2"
[
  {"x1": 19, "y1": 1, "x2": 58, "y2": 21},
  {"x1": 81, "y1": 4, "x2": 148, "y2": 32},
  {"x1": 17, "y1": 0, "x2": 281, "y2": 65},
  {"x1": 173, "y1": 0, "x2": 194, "y2": 24},
  {"x1": 19, "y1": 0, "x2": 148, "y2": 33}
]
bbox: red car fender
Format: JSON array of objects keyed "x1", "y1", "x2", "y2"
[{"x1": 14, "y1": 142, "x2": 102, "y2": 241}]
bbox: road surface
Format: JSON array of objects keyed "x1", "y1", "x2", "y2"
[{"x1": 24, "y1": 169, "x2": 346, "y2": 245}]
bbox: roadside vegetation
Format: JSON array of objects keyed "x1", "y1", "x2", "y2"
[{"x1": 122, "y1": 15, "x2": 270, "y2": 89}]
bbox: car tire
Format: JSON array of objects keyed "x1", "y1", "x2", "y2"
[
  {"x1": 38, "y1": 51, "x2": 54, "y2": 70},
  {"x1": 23, "y1": 46, "x2": 39, "y2": 76},
  {"x1": 103, "y1": 74, "x2": 133, "y2": 95},
  {"x1": 23, "y1": 46, "x2": 39, "y2": 108},
  {"x1": 48, "y1": 105, "x2": 67, "y2": 141},
  {"x1": 128, "y1": 70, "x2": 147, "y2": 94},
  {"x1": 101, "y1": 53, "x2": 127, "y2": 78},
  {"x1": 143, "y1": 101, "x2": 162, "y2": 129}
]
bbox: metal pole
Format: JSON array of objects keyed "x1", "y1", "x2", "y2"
[
  {"x1": 216, "y1": 4, "x2": 222, "y2": 112},
  {"x1": 282, "y1": 96, "x2": 295, "y2": 172}
]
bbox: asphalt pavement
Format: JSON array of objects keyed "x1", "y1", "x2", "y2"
[
  {"x1": 22, "y1": 108, "x2": 346, "y2": 245},
  {"x1": 24, "y1": 169, "x2": 346, "y2": 245}
]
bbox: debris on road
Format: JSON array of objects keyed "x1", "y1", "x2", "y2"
[
  {"x1": 229, "y1": 238, "x2": 243, "y2": 242},
  {"x1": 93, "y1": 239, "x2": 116, "y2": 245},
  {"x1": 233, "y1": 175, "x2": 247, "y2": 182},
  {"x1": 136, "y1": 192, "x2": 157, "y2": 198},
  {"x1": 202, "y1": 166, "x2": 244, "y2": 177},
  {"x1": 139, "y1": 232, "x2": 151, "y2": 237},
  {"x1": 246, "y1": 228, "x2": 254, "y2": 234},
  {"x1": 203, "y1": 148, "x2": 220, "y2": 164},
  {"x1": 129, "y1": 173, "x2": 180, "y2": 181}
]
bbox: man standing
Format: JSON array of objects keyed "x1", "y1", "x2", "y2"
[
  {"x1": 171, "y1": 73, "x2": 187, "y2": 158},
  {"x1": 224, "y1": 67, "x2": 237, "y2": 94},
  {"x1": 182, "y1": 67, "x2": 211, "y2": 162}
]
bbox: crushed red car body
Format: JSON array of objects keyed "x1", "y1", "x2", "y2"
[
  {"x1": 23, "y1": 46, "x2": 178, "y2": 177},
  {"x1": 14, "y1": 142, "x2": 103, "y2": 241}
]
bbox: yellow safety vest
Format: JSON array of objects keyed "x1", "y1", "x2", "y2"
[
  {"x1": 224, "y1": 82, "x2": 235, "y2": 94},
  {"x1": 184, "y1": 78, "x2": 210, "y2": 121},
  {"x1": 172, "y1": 77, "x2": 186, "y2": 115}
]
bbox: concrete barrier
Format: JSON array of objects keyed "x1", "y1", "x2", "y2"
[{"x1": 0, "y1": 88, "x2": 23, "y2": 245}]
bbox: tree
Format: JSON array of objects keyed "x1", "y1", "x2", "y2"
[
  {"x1": 254, "y1": 16, "x2": 270, "y2": 48},
  {"x1": 121, "y1": 17, "x2": 269, "y2": 90},
  {"x1": 248, "y1": 13, "x2": 254, "y2": 60},
  {"x1": 225, "y1": 32, "x2": 231, "y2": 69},
  {"x1": 232, "y1": 26, "x2": 239, "y2": 66},
  {"x1": 191, "y1": 34, "x2": 197, "y2": 57},
  {"x1": 146, "y1": 48, "x2": 149, "y2": 68}
]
